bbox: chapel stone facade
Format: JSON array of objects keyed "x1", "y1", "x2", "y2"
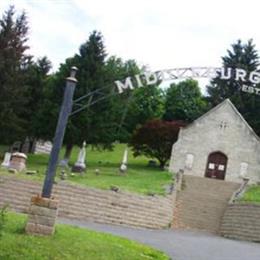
[{"x1": 169, "y1": 99, "x2": 260, "y2": 183}]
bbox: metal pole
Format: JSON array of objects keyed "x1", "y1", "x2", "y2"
[{"x1": 42, "y1": 67, "x2": 78, "y2": 198}]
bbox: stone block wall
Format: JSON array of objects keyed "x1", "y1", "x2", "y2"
[
  {"x1": 220, "y1": 203, "x2": 260, "y2": 242},
  {"x1": 0, "y1": 176, "x2": 175, "y2": 229}
]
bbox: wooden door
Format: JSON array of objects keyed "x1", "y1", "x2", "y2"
[{"x1": 205, "y1": 152, "x2": 227, "y2": 180}]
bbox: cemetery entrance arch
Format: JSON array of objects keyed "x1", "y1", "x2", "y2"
[
  {"x1": 42, "y1": 66, "x2": 259, "y2": 198},
  {"x1": 205, "y1": 152, "x2": 228, "y2": 180}
]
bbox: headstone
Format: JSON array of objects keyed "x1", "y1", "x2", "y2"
[
  {"x1": 119, "y1": 148, "x2": 128, "y2": 174},
  {"x1": 9, "y1": 152, "x2": 27, "y2": 172},
  {"x1": 1, "y1": 152, "x2": 11, "y2": 168},
  {"x1": 60, "y1": 170, "x2": 67, "y2": 180},
  {"x1": 21, "y1": 137, "x2": 30, "y2": 154},
  {"x1": 11, "y1": 141, "x2": 22, "y2": 152},
  {"x1": 122, "y1": 148, "x2": 128, "y2": 164},
  {"x1": 110, "y1": 185, "x2": 119, "y2": 192},
  {"x1": 148, "y1": 160, "x2": 157, "y2": 167},
  {"x1": 8, "y1": 168, "x2": 17, "y2": 174},
  {"x1": 72, "y1": 141, "x2": 86, "y2": 173},
  {"x1": 26, "y1": 170, "x2": 37, "y2": 175},
  {"x1": 59, "y1": 158, "x2": 69, "y2": 168},
  {"x1": 34, "y1": 140, "x2": 52, "y2": 154},
  {"x1": 119, "y1": 163, "x2": 127, "y2": 173}
]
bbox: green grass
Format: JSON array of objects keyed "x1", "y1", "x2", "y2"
[
  {"x1": 240, "y1": 185, "x2": 260, "y2": 203},
  {"x1": 0, "y1": 144, "x2": 173, "y2": 195},
  {"x1": 0, "y1": 212, "x2": 169, "y2": 260}
]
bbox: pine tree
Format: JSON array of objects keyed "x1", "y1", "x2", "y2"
[
  {"x1": 104, "y1": 57, "x2": 141, "y2": 142},
  {"x1": 41, "y1": 31, "x2": 119, "y2": 160},
  {"x1": 207, "y1": 39, "x2": 260, "y2": 134},
  {"x1": 207, "y1": 39, "x2": 259, "y2": 105},
  {"x1": 24, "y1": 56, "x2": 52, "y2": 150},
  {"x1": 75, "y1": 31, "x2": 111, "y2": 147},
  {"x1": 0, "y1": 6, "x2": 30, "y2": 144}
]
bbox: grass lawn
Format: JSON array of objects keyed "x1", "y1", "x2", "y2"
[
  {"x1": 240, "y1": 185, "x2": 260, "y2": 203},
  {"x1": 0, "y1": 212, "x2": 169, "y2": 260},
  {"x1": 0, "y1": 144, "x2": 173, "y2": 195}
]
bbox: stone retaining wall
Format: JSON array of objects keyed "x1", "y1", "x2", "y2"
[
  {"x1": 220, "y1": 203, "x2": 260, "y2": 242},
  {"x1": 0, "y1": 175, "x2": 175, "y2": 229}
]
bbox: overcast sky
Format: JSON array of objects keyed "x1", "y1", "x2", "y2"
[{"x1": 1, "y1": 0, "x2": 260, "y2": 77}]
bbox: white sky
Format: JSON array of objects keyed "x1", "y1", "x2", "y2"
[{"x1": 1, "y1": 0, "x2": 260, "y2": 85}]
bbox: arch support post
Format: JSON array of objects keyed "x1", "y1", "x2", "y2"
[{"x1": 26, "y1": 67, "x2": 78, "y2": 236}]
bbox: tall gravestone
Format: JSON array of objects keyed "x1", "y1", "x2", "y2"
[
  {"x1": 72, "y1": 141, "x2": 86, "y2": 173},
  {"x1": 119, "y1": 148, "x2": 128, "y2": 174}
]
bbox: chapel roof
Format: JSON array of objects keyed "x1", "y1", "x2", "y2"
[{"x1": 183, "y1": 98, "x2": 260, "y2": 142}]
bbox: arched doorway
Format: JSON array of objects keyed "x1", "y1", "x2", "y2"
[{"x1": 205, "y1": 152, "x2": 228, "y2": 180}]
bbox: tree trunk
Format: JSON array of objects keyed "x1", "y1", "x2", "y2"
[
  {"x1": 29, "y1": 138, "x2": 37, "y2": 153},
  {"x1": 64, "y1": 143, "x2": 74, "y2": 160},
  {"x1": 159, "y1": 160, "x2": 166, "y2": 169}
]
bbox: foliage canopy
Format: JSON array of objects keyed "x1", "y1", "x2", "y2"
[{"x1": 130, "y1": 119, "x2": 186, "y2": 168}]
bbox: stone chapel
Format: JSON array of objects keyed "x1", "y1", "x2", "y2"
[{"x1": 169, "y1": 99, "x2": 260, "y2": 183}]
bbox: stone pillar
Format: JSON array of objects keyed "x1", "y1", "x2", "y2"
[{"x1": 25, "y1": 195, "x2": 59, "y2": 236}]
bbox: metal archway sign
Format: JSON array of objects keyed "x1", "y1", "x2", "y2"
[
  {"x1": 42, "y1": 66, "x2": 260, "y2": 198},
  {"x1": 114, "y1": 67, "x2": 260, "y2": 95}
]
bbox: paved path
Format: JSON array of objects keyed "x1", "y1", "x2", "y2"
[{"x1": 59, "y1": 218, "x2": 260, "y2": 260}]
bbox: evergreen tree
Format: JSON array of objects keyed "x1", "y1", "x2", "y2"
[
  {"x1": 75, "y1": 31, "x2": 113, "y2": 147},
  {"x1": 103, "y1": 57, "x2": 141, "y2": 142},
  {"x1": 207, "y1": 39, "x2": 259, "y2": 104},
  {"x1": 0, "y1": 6, "x2": 30, "y2": 144},
  {"x1": 207, "y1": 39, "x2": 260, "y2": 134},
  {"x1": 24, "y1": 56, "x2": 52, "y2": 150},
  {"x1": 41, "y1": 31, "x2": 121, "y2": 160}
]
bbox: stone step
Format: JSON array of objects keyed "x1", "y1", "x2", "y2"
[
  {"x1": 177, "y1": 216, "x2": 222, "y2": 226},
  {"x1": 177, "y1": 195, "x2": 231, "y2": 204},
  {"x1": 176, "y1": 202, "x2": 228, "y2": 211},
  {"x1": 178, "y1": 217, "x2": 222, "y2": 225},
  {"x1": 221, "y1": 230, "x2": 260, "y2": 240},
  {"x1": 178, "y1": 208, "x2": 226, "y2": 217},
  {"x1": 181, "y1": 185, "x2": 238, "y2": 194},
  {"x1": 173, "y1": 175, "x2": 240, "y2": 233},
  {"x1": 183, "y1": 181, "x2": 239, "y2": 191},
  {"x1": 179, "y1": 198, "x2": 235, "y2": 207}
]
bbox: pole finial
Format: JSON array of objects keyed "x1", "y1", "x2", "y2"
[
  {"x1": 67, "y1": 66, "x2": 78, "y2": 83},
  {"x1": 70, "y1": 66, "x2": 78, "y2": 78}
]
